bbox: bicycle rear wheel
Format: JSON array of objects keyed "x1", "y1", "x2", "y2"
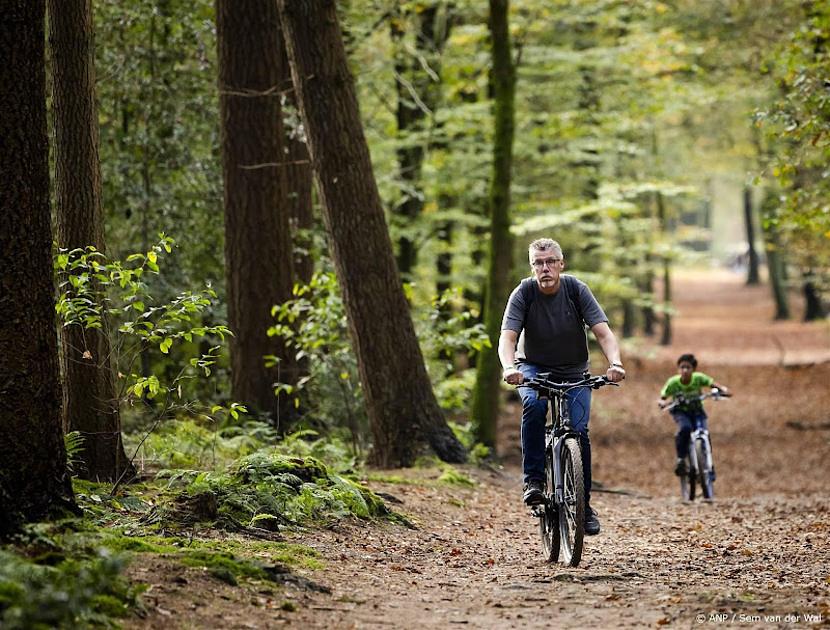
[
  {"x1": 558, "y1": 437, "x2": 585, "y2": 567},
  {"x1": 696, "y1": 438, "x2": 714, "y2": 500},
  {"x1": 538, "y1": 447, "x2": 560, "y2": 562}
]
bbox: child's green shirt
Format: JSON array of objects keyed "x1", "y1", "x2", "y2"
[{"x1": 661, "y1": 372, "x2": 714, "y2": 412}]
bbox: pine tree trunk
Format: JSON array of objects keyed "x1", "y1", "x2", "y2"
[
  {"x1": 216, "y1": 0, "x2": 297, "y2": 423},
  {"x1": 0, "y1": 0, "x2": 75, "y2": 534},
  {"x1": 743, "y1": 186, "x2": 760, "y2": 285},
  {"x1": 48, "y1": 0, "x2": 133, "y2": 482},
  {"x1": 277, "y1": 0, "x2": 465, "y2": 466},
  {"x1": 471, "y1": 0, "x2": 516, "y2": 448}
]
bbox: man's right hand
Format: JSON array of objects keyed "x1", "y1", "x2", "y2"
[{"x1": 503, "y1": 367, "x2": 524, "y2": 385}]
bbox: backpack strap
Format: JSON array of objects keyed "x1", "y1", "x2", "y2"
[
  {"x1": 519, "y1": 277, "x2": 536, "y2": 330},
  {"x1": 561, "y1": 275, "x2": 584, "y2": 324}
]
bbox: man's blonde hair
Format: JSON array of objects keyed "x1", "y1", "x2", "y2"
[{"x1": 528, "y1": 238, "x2": 563, "y2": 263}]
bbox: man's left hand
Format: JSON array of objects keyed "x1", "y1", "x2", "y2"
[{"x1": 606, "y1": 365, "x2": 626, "y2": 383}]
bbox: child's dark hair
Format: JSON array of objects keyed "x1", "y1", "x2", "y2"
[{"x1": 677, "y1": 353, "x2": 698, "y2": 368}]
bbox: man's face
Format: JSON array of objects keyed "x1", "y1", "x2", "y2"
[{"x1": 530, "y1": 248, "x2": 564, "y2": 291}]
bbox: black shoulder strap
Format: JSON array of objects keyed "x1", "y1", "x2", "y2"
[
  {"x1": 519, "y1": 277, "x2": 536, "y2": 329},
  {"x1": 562, "y1": 275, "x2": 584, "y2": 324}
]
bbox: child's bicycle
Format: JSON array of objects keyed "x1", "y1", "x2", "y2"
[
  {"x1": 521, "y1": 373, "x2": 619, "y2": 567},
  {"x1": 663, "y1": 389, "x2": 729, "y2": 502}
]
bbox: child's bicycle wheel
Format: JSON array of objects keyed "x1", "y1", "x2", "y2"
[
  {"x1": 680, "y1": 455, "x2": 696, "y2": 501},
  {"x1": 695, "y1": 439, "x2": 714, "y2": 500}
]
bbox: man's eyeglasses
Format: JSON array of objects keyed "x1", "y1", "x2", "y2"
[{"x1": 531, "y1": 258, "x2": 561, "y2": 269}]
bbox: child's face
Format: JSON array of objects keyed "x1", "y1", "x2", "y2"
[{"x1": 678, "y1": 361, "x2": 694, "y2": 378}]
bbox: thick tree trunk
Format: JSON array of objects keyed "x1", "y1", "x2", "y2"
[
  {"x1": 0, "y1": 0, "x2": 75, "y2": 534},
  {"x1": 743, "y1": 186, "x2": 760, "y2": 285},
  {"x1": 216, "y1": 0, "x2": 297, "y2": 424},
  {"x1": 277, "y1": 0, "x2": 465, "y2": 466},
  {"x1": 48, "y1": 0, "x2": 133, "y2": 482},
  {"x1": 471, "y1": 0, "x2": 516, "y2": 448}
]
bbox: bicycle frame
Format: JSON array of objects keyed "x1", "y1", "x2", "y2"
[{"x1": 547, "y1": 391, "x2": 576, "y2": 507}]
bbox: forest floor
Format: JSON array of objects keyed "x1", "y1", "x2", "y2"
[{"x1": 127, "y1": 268, "x2": 830, "y2": 629}]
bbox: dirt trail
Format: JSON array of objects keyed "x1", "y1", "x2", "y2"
[{"x1": 131, "y1": 269, "x2": 830, "y2": 629}]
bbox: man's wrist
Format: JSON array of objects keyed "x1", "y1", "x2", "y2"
[
  {"x1": 610, "y1": 361, "x2": 624, "y2": 368},
  {"x1": 502, "y1": 365, "x2": 516, "y2": 372}
]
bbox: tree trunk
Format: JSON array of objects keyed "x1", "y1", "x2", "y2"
[
  {"x1": 743, "y1": 185, "x2": 760, "y2": 285},
  {"x1": 278, "y1": 33, "x2": 314, "y2": 286},
  {"x1": 760, "y1": 191, "x2": 790, "y2": 320},
  {"x1": 277, "y1": 0, "x2": 465, "y2": 466},
  {"x1": 216, "y1": 0, "x2": 297, "y2": 424},
  {"x1": 0, "y1": 0, "x2": 75, "y2": 535},
  {"x1": 471, "y1": 0, "x2": 516, "y2": 448},
  {"x1": 48, "y1": 0, "x2": 133, "y2": 482},
  {"x1": 656, "y1": 189, "x2": 673, "y2": 345}
]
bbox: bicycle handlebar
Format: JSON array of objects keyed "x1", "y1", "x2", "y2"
[
  {"x1": 663, "y1": 388, "x2": 731, "y2": 412},
  {"x1": 521, "y1": 373, "x2": 620, "y2": 396}
]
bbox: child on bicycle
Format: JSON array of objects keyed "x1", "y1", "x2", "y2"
[{"x1": 658, "y1": 353, "x2": 730, "y2": 477}]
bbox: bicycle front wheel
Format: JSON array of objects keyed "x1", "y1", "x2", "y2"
[
  {"x1": 539, "y1": 447, "x2": 560, "y2": 562},
  {"x1": 558, "y1": 437, "x2": 585, "y2": 567},
  {"x1": 680, "y1": 454, "x2": 696, "y2": 502},
  {"x1": 696, "y1": 438, "x2": 714, "y2": 500}
]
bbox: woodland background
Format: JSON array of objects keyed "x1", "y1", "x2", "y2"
[{"x1": 0, "y1": 0, "x2": 828, "y2": 627}]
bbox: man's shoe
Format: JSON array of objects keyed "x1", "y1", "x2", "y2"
[
  {"x1": 585, "y1": 506, "x2": 600, "y2": 536},
  {"x1": 674, "y1": 458, "x2": 688, "y2": 477},
  {"x1": 523, "y1": 479, "x2": 544, "y2": 505}
]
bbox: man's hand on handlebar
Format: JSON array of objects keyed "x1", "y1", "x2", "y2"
[
  {"x1": 502, "y1": 367, "x2": 524, "y2": 385},
  {"x1": 605, "y1": 364, "x2": 625, "y2": 383}
]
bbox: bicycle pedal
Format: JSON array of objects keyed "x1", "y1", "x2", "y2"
[{"x1": 529, "y1": 505, "x2": 545, "y2": 518}]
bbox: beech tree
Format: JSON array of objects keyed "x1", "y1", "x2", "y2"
[
  {"x1": 216, "y1": 0, "x2": 297, "y2": 424},
  {"x1": 48, "y1": 0, "x2": 133, "y2": 481},
  {"x1": 277, "y1": 0, "x2": 465, "y2": 466},
  {"x1": 0, "y1": 0, "x2": 75, "y2": 534},
  {"x1": 471, "y1": 0, "x2": 516, "y2": 447}
]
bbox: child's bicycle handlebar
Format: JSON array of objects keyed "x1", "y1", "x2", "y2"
[{"x1": 664, "y1": 388, "x2": 731, "y2": 412}]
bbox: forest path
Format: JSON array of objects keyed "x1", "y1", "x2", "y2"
[{"x1": 130, "y1": 269, "x2": 830, "y2": 628}]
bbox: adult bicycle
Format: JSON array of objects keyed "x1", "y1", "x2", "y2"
[
  {"x1": 663, "y1": 389, "x2": 729, "y2": 502},
  {"x1": 522, "y1": 373, "x2": 619, "y2": 567}
]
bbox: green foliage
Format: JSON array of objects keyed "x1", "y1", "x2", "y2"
[
  {"x1": 270, "y1": 274, "x2": 492, "y2": 443},
  {"x1": 64, "y1": 432, "x2": 85, "y2": 477},
  {"x1": 758, "y1": 1, "x2": 830, "y2": 294},
  {"x1": 436, "y1": 465, "x2": 477, "y2": 487},
  {"x1": 268, "y1": 271, "x2": 366, "y2": 447},
  {"x1": 0, "y1": 548, "x2": 139, "y2": 629},
  {"x1": 55, "y1": 237, "x2": 248, "y2": 471}
]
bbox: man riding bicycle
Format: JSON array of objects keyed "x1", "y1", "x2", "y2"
[{"x1": 500, "y1": 238, "x2": 625, "y2": 536}]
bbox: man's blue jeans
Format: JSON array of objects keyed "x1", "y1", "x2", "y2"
[
  {"x1": 671, "y1": 410, "x2": 708, "y2": 458},
  {"x1": 517, "y1": 363, "x2": 593, "y2": 506}
]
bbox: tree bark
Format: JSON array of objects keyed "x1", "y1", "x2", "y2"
[
  {"x1": 471, "y1": 0, "x2": 516, "y2": 448},
  {"x1": 656, "y1": 189, "x2": 673, "y2": 345},
  {"x1": 743, "y1": 185, "x2": 760, "y2": 285},
  {"x1": 0, "y1": 0, "x2": 75, "y2": 534},
  {"x1": 216, "y1": 0, "x2": 297, "y2": 424},
  {"x1": 277, "y1": 0, "x2": 465, "y2": 466},
  {"x1": 760, "y1": 190, "x2": 790, "y2": 320},
  {"x1": 48, "y1": 0, "x2": 133, "y2": 482}
]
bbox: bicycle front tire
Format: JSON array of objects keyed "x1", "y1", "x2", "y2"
[
  {"x1": 539, "y1": 447, "x2": 560, "y2": 562},
  {"x1": 696, "y1": 438, "x2": 714, "y2": 500},
  {"x1": 558, "y1": 437, "x2": 585, "y2": 567}
]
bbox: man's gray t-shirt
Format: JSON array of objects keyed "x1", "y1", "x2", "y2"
[{"x1": 501, "y1": 275, "x2": 608, "y2": 379}]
